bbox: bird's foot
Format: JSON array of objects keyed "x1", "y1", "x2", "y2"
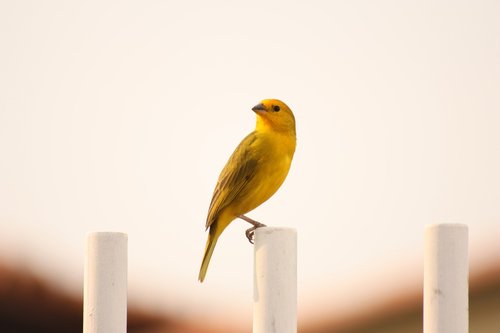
[
  {"x1": 245, "y1": 226, "x2": 263, "y2": 244},
  {"x1": 238, "y1": 215, "x2": 267, "y2": 244}
]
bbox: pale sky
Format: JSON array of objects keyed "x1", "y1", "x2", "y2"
[{"x1": 1, "y1": 0, "x2": 499, "y2": 326}]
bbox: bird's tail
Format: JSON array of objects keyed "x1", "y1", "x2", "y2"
[{"x1": 198, "y1": 227, "x2": 220, "y2": 282}]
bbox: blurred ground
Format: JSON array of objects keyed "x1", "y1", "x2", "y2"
[{"x1": 1, "y1": 260, "x2": 498, "y2": 333}]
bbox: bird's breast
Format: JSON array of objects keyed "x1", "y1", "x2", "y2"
[{"x1": 234, "y1": 131, "x2": 295, "y2": 213}]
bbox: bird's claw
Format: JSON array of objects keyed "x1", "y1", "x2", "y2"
[
  {"x1": 245, "y1": 222, "x2": 266, "y2": 244},
  {"x1": 238, "y1": 215, "x2": 266, "y2": 244},
  {"x1": 245, "y1": 227, "x2": 256, "y2": 244}
]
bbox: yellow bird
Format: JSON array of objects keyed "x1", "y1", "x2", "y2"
[{"x1": 198, "y1": 99, "x2": 296, "y2": 282}]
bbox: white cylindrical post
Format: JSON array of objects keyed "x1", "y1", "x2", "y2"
[
  {"x1": 424, "y1": 224, "x2": 468, "y2": 333},
  {"x1": 84, "y1": 232, "x2": 128, "y2": 333},
  {"x1": 253, "y1": 227, "x2": 297, "y2": 333}
]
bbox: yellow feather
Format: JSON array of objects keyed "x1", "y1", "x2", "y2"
[{"x1": 199, "y1": 99, "x2": 296, "y2": 282}]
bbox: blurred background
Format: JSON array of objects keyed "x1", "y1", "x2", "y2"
[{"x1": 1, "y1": 0, "x2": 499, "y2": 332}]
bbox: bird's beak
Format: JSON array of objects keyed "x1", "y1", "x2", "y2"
[{"x1": 252, "y1": 103, "x2": 266, "y2": 113}]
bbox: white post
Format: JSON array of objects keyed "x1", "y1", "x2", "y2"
[
  {"x1": 424, "y1": 224, "x2": 468, "y2": 333},
  {"x1": 253, "y1": 227, "x2": 297, "y2": 333},
  {"x1": 84, "y1": 232, "x2": 128, "y2": 333}
]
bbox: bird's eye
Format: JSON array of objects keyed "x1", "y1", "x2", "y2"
[{"x1": 272, "y1": 105, "x2": 281, "y2": 112}]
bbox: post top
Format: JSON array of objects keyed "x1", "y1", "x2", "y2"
[
  {"x1": 425, "y1": 223, "x2": 468, "y2": 230},
  {"x1": 86, "y1": 232, "x2": 128, "y2": 240},
  {"x1": 254, "y1": 227, "x2": 297, "y2": 235}
]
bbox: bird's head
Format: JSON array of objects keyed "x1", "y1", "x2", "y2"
[{"x1": 252, "y1": 99, "x2": 296, "y2": 135}]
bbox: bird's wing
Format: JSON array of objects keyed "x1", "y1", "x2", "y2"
[{"x1": 205, "y1": 133, "x2": 259, "y2": 229}]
